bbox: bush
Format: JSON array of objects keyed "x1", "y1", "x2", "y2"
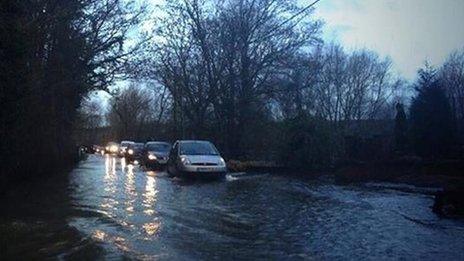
[{"x1": 278, "y1": 114, "x2": 332, "y2": 170}]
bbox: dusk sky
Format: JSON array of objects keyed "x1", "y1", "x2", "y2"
[
  {"x1": 146, "y1": 0, "x2": 464, "y2": 81},
  {"x1": 314, "y1": 0, "x2": 464, "y2": 80}
]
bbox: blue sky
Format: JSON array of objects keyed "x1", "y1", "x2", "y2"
[
  {"x1": 312, "y1": 0, "x2": 464, "y2": 80},
  {"x1": 142, "y1": 0, "x2": 464, "y2": 81}
]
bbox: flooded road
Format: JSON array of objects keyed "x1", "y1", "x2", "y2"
[{"x1": 2, "y1": 154, "x2": 464, "y2": 260}]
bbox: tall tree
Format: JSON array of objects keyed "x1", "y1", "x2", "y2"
[
  {"x1": 0, "y1": 0, "x2": 144, "y2": 188},
  {"x1": 394, "y1": 102, "x2": 407, "y2": 153},
  {"x1": 139, "y1": 0, "x2": 321, "y2": 157},
  {"x1": 410, "y1": 65, "x2": 456, "y2": 158},
  {"x1": 441, "y1": 50, "x2": 464, "y2": 138},
  {"x1": 107, "y1": 85, "x2": 153, "y2": 140}
]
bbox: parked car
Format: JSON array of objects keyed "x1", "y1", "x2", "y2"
[
  {"x1": 119, "y1": 140, "x2": 134, "y2": 157},
  {"x1": 105, "y1": 142, "x2": 119, "y2": 155},
  {"x1": 167, "y1": 140, "x2": 227, "y2": 179},
  {"x1": 125, "y1": 142, "x2": 145, "y2": 164},
  {"x1": 142, "y1": 141, "x2": 171, "y2": 169}
]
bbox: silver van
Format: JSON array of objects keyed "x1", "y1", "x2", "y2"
[{"x1": 167, "y1": 140, "x2": 227, "y2": 179}]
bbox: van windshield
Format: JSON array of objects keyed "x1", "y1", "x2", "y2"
[
  {"x1": 180, "y1": 142, "x2": 219, "y2": 156},
  {"x1": 146, "y1": 143, "x2": 170, "y2": 152},
  {"x1": 130, "y1": 144, "x2": 144, "y2": 150},
  {"x1": 121, "y1": 141, "x2": 133, "y2": 146}
]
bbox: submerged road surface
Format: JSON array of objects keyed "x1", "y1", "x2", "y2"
[{"x1": 2, "y1": 154, "x2": 464, "y2": 260}]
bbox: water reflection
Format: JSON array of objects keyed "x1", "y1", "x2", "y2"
[
  {"x1": 143, "y1": 222, "x2": 160, "y2": 237},
  {"x1": 121, "y1": 157, "x2": 127, "y2": 170},
  {"x1": 104, "y1": 155, "x2": 116, "y2": 179},
  {"x1": 66, "y1": 155, "x2": 464, "y2": 260},
  {"x1": 92, "y1": 229, "x2": 131, "y2": 253},
  {"x1": 102, "y1": 156, "x2": 118, "y2": 217},
  {"x1": 143, "y1": 174, "x2": 158, "y2": 216},
  {"x1": 142, "y1": 172, "x2": 161, "y2": 239},
  {"x1": 125, "y1": 164, "x2": 137, "y2": 215}
]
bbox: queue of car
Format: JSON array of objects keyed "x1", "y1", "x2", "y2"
[{"x1": 96, "y1": 139, "x2": 227, "y2": 179}]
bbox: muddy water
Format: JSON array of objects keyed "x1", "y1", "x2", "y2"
[{"x1": 2, "y1": 155, "x2": 464, "y2": 260}]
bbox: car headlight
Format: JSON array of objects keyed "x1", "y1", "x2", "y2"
[
  {"x1": 128, "y1": 149, "x2": 134, "y2": 155},
  {"x1": 218, "y1": 157, "x2": 226, "y2": 167},
  {"x1": 180, "y1": 156, "x2": 191, "y2": 165},
  {"x1": 148, "y1": 154, "x2": 157, "y2": 160}
]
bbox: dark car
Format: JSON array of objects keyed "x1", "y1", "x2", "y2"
[
  {"x1": 80, "y1": 145, "x2": 95, "y2": 154},
  {"x1": 119, "y1": 140, "x2": 134, "y2": 157},
  {"x1": 125, "y1": 142, "x2": 145, "y2": 164},
  {"x1": 142, "y1": 141, "x2": 171, "y2": 169},
  {"x1": 167, "y1": 140, "x2": 227, "y2": 179},
  {"x1": 93, "y1": 145, "x2": 104, "y2": 155}
]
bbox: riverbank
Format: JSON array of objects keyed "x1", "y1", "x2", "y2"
[
  {"x1": 228, "y1": 158, "x2": 464, "y2": 188},
  {"x1": 227, "y1": 160, "x2": 287, "y2": 173},
  {"x1": 334, "y1": 159, "x2": 464, "y2": 189},
  {"x1": 228, "y1": 158, "x2": 464, "y2": 218},
  {"x1": 0, "y1": 148, "x2": 86, "y2": 198}
]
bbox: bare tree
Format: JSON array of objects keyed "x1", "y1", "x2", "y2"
[
  {"x1": 107, "y1": 84, "x2": 153, "y2": 140},
  {"x1": 139, "y1": 0, "x2": 321, "y2": 156},
  {"x1": 78, "y1": 96, "x2": 105, "y2": 130},
  {"x1": 441, "y1": 50, "x2": 464, "y2": 127},
  {"x1": 314, "y1": 44, "x2": 400, "y2": 123}
]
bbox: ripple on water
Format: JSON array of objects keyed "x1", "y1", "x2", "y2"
[{"x1": 64, "y1": 155, "x2": 464, "y2": 260}]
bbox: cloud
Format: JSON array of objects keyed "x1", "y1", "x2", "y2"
[{"x1": 313, "y1": 0, "x2": 464, "y2": 80}]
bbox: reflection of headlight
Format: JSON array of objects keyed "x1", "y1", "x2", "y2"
[
  {"x1": 180, "y1": 156, "x2": 191, "y2": 165},
  {"x1": 128, "y1": 149, "x2": 134, "y2": 155},
  {"x1": 218, "y1": 157, "x2": 226, "y2": 167},
  {"x1": 148, "y1": 154, "x2": 157, "y2": 160}
]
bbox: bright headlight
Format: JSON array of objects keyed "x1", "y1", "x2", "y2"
[
  {"x1": 110, "y1": 145, "x2": 118, "y2": 152},
  {"x1": 128, "y1": 149, "x2": 134, "y2": 155},
  {"x1": 180, "y1": 156, "x2": 191, "y2": 165},
  {"x1": 218, "y1": 157, "x2": 226, "y2": 166},
  {"x1": 148, "y1": 154, "x2": 157, "y2": 160}
]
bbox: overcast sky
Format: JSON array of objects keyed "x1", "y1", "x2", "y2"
[
  {"x1": 312, "y1": 0, "x2": 464, "y2": 80},
  {"x1": 141, "y1": 0, "x2": 464, "y2": 81}
]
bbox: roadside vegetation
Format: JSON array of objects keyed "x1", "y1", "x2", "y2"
[
  {"x1": 1, "y1": 0, "x2": 463, "y2": 192},
  {"x1": 95, "y1": 1, "x2": 463, "y2": 171},
  {"x1": 0, "y1": 0, "x2": 145, "y2": 192}
]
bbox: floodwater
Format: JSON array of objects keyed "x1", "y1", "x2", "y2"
[{"x1": 2, "y1": 155, "x2": 464, "y2": 260}]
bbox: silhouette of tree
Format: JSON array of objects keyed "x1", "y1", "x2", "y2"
[
  {"x1": 0, "y1": 0, "x2": 145, "y2": 189},
  {"x1": 410, "y1": 64, "x2": 456, "y2": 158},
  {"x1": 394, "y1": 102, "x2": 408, "y2": 153}
]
